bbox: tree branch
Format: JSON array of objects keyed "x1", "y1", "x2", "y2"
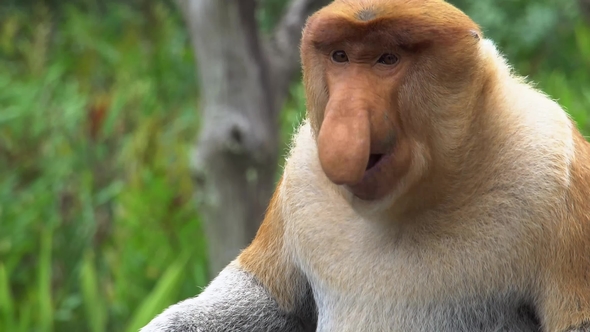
[{"x1": 265, "y1": 0, "x2": 330, "y2": 112}]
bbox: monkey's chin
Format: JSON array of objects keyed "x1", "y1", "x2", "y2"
[{"x1": 345, "y1": 153, "x2": 395, "y2": 201}]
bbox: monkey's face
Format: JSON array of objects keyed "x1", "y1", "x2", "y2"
[
  {"x1": 315, "y1": 41, "x2": 413, "y2": 202},
  {"x1": 301, "y1": 0, "x2": 482, "y2": 203}
]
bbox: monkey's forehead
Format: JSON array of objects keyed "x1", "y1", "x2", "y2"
[
  {"x1": 328, "y1": 0, "x2": 469, "y2": 19},
  {"x1": 305, "y1": 0, "x2": 481, "y2": 48}
]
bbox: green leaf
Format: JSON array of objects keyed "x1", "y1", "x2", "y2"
[{"x1": 124, "y1": 251, "x2": 192, "y2": 332}]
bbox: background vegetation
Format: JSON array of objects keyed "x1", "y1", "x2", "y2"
[{"x1": 0, "y1": 0, "x2": 588, "y2": 331}]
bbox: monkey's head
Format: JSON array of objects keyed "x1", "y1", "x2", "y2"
[{"x1": 301, "y1": 0, "x2": 485, "y2": 203}]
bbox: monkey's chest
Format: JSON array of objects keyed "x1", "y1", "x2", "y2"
[
  {"x1": 289, "y1": 212, "x2": 539, "y2": 332},
  {"x1": 295, "y1": 232, "x2": 541, "y2": 332}
]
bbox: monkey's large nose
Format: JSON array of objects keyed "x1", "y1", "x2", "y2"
[{"x1": 317, "y1": 107, "x2": 371, "y2": 185}]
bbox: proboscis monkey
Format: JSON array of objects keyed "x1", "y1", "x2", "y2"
[{"x1": 140, "y1": 0, "x2": 590, "y2": 331}]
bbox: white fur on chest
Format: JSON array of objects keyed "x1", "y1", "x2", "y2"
[
  {"x1": 282, "y1": 192, "x2": 538, "y2": 331},
  {"x1": 284, "y1": 203, "x2": 534, "y2": 331}
]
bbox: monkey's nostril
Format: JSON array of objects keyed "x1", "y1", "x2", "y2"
[{"x1": 366, "y1": 154, "x2": 383, "y2": 170}]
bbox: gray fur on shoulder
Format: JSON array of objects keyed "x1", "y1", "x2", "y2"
[{"x1": 140, "y1": 264, "x2": 316, "y2": 332}]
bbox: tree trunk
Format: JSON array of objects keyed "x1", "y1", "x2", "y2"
[
  {"x1": 179, "y1": 0, "x2": 328, "y2": 278},
  {"x1": 581, "y1": 0, "x2": 590, "y2": 20}
]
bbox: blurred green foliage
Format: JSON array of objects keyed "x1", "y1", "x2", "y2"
[
  {"x1": 0, "y1": 2, "x2": 207, "y2": 331},
  {"x1": 0, "y1": 0, "x2": 589, "y2": 331}
]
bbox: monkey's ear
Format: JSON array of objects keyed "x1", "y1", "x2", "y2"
[{"x1": 469, "y1": 30, "x2": 480, "y2": 40}]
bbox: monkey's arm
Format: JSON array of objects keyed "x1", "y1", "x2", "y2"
[
  {"x1": 539, "y1": 267, "x2": 590, "y2": 332},
  {"x1": 140, "y1": 179, "x2": 317, "y2": 332},
  {"x1": 139, "y1": 262, "x2": 315, "y2": 332},
  {"x1": 537, "y1": 178, "x2": 590, "y2": 332}
]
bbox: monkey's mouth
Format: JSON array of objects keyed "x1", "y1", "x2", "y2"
[
  {"x1": 366, "y1": 154, "x2": 384, "y2": 171},
  {"x1": 349, "y1": 149, "x2": 396, "y2": 200}
]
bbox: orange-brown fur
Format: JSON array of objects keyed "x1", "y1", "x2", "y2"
[
  {"x1": 540, "y1": 130, "x2": 590, "y2": 331},
  {"x1": 238, "y1": 177, "x2": 309, "y2": 312}
]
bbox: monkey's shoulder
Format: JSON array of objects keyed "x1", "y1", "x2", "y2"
[{"x1": 140, "y1": 263, "x2": 313, "y2": 332}]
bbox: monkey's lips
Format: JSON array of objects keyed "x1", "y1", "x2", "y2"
[{"x1": 345, "y1": 150, "x2": 394, "y2": 201}]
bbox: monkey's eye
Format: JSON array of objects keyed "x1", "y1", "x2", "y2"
[
  {"x1": 331, "y1": 50, "x2": 349, "y2": 63},
  {"x1": 377, "y1": 53, "x2": 399, "y2": 65}
]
